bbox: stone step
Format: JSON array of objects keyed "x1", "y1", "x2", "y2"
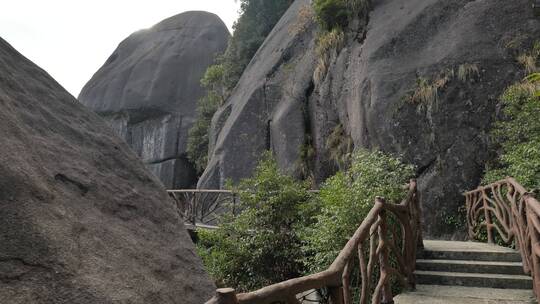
[
  {"x1": 420, "y1": 240, "x2": 522, "y2": 262},
  {"x1": 394, "y1": 284, "x2": 535, "y2": 304},
  {"x1": 415, "y1": 270, "x2": 533, "y2": 290},
  {"x1": 416, "y1": 259, "x2": 525, "y2": 275}
]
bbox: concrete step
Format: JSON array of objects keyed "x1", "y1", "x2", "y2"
[
  {"x1": 415, "y1": 270, "x2": 533, "y2": 290},
  {"x1": 416, "y1": 259, "x2": 525, "y2": 275},
  {"x1": 394, "y1": 285, "x2": 535, "y2": 304},
  {"x1": 420, "y1": 240, "x2": 522, "y2": 262}
]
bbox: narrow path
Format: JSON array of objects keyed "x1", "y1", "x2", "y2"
[{"x1": 394, "y1": 240, "x2": 535, "y2": 304}]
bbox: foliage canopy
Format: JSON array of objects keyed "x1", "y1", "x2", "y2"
[
  {"x1": 197, "y1": 152, "x2": 314, "y2": 291},
  {"x1": 300, "y1": 150, "x2": 415, "y2": 273},
  {"x1": 483, "y1": 79, "x2": 540, "y2": 190}
]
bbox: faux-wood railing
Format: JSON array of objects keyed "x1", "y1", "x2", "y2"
[
  {"x1": 464, "y1": 177, "x2": 540, "y2": 300},
  {"x1": 205, "y1": 180, "x2": 423, "y2": 304},
  {"x1": 168, "y1": 190, "x2": 319, "y2": 226}
]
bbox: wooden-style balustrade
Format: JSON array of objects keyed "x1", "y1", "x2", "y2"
[
  {"x1": 167, "y1": 189, "x2": 319, "y2": 226},
  {"x1": 205, "y1": 180, "x2": 423, "y2": 304},
  {"x1": 464, "y1": 177, "x2": 540, "y2": 301}
]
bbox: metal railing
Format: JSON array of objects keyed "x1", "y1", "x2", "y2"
[
  {"x1": 464, "y1": 177, "x2": 540, "y2": 301},
  {"x1": 205, "y1": 180, "x2": 423, "y2": 304}
]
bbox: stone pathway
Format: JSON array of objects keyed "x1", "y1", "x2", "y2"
[{"x1": 394, "y1": 240, "x2": 535, "y2": 304}]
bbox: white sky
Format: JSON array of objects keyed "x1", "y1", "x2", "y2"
[{"x1": 0, "y1": 0, "x2": 241, "y2": 97}]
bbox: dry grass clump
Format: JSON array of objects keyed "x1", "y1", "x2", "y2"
[
  {"x1": 313, "y1": 28, "x2": 345, "y2": 83},
  {"x1": 458, "y1": 63, "x2": 480, "y2": 82},
  {"x1": 289, "y1": 4, "x2": 315, "y2": 35},
  {"x1": 407, "y1": 64, "x2": 482, "y2": 106},
  {"x1": 408, "y1": 77, "x2": 438, "y2": 105},
  {"x1": 517, "y1": 42, "x2": 540, "y2": 73}
]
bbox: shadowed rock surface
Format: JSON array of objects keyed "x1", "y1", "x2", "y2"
[
  {"x1": 199, "y1": 0, "x2": 540, "y2": 238},
  {"x1": 0, "y1": 37, "x2": 214, "y2": 303},
  {"x1": 79, "y1": 11, "x2": 229, "y2": 188}
]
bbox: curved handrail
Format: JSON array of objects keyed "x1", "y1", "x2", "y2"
[
  {"x1": 464, "y1": 177, "x2": 540, "y2": 301},
  {"x1": 205, "y1": 180, "x2": 423, "y2": 304}
]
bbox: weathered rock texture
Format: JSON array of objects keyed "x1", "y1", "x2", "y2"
[
  {"x1": 199, "y1": 0, "x2": 540, "y2": 238},
  {"x1": 79, "y1": 11, "x2": 229, "y2": 188},
  {"x1": 0, "y1": 37, "x2": 214, "y2": 303}
]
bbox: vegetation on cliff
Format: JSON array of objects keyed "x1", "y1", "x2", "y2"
[
  {"x1": 197, "y1": 152, "x2": 314, "y2": 291},
  {"x1": 483, "y1": 43, "x2": 540, "y2": 191},
  {"x1": 187, "y1": 0, "x2": 293, "y2": 175},
  {"x1": 300, "y1": 150, "x2": 415, "y2": 273},
  {"x1": 313, "y1": 0, "x2": 368, "y2": 30}
]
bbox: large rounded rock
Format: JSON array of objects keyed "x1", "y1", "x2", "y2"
[
  {"x1": 79, "y1": 11, "x2": 230, "y2": 189},
  {"x1": 199, "y1": 0, "x2": 540, "y2": 238},
  {"x1": 0, "y1": 37, "x2": 214, "y2": 303}
]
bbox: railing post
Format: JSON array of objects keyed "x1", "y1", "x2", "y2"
[
  {"x1": 205, "y1": 288, "x2": 239, "y2": 304},
  {"x1": 526, "y1": 198, "x2": 540, "y2": 300},
  {"x1": 482, "y1": 189, "x2": 494, "y2": 244},
  {"x1": 465, "y1": 194, "x2": 474, "y2": 240},
  {"x1": 232, "y1": 192, "x2": 237, "y2": 216},
  {"x1": 378, "y1": 211, "x2": 394, "y2": 304},
  {"x1": 342, "y1": 260, "x2": 352, "y2": 304}
]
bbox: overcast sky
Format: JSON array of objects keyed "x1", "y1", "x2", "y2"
[{"x1": 0, "y1": 0, "x2": 241, "y2": 97}]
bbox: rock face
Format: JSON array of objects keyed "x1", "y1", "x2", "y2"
[
  {"x1": 199, "y1": 0, "x2": 540, "y2": 238},
  {"x1": 0, "y1": 37, "x2": 214, "y2": 303},
  {"x1": 79, "y1": 11, "x2": 229, "y2": 189}
]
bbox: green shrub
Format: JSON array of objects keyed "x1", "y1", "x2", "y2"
[
  {"x1": 197, "y1": 152, "x2": 314, "y2": 291},
  {"x1": 483, "y1": 80, "x2": 540, "y2": 190},
  {"x1": 300, "y1": 149, "x2": 415, "y2": 273},
  {"x1": 313, "y1": 0, "x2": 349, "y2": 30}
]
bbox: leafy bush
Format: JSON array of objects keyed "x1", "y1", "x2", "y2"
[
  {"x1": 405, "y1": 69, "x2": 455, "y2": 106},
  {"x1": 517, "y1": 42, "x2": 540, "y2": 73},
  {"x1": 313, "y1": 0, "x2": 368, "y2": 31},
  {"x1": 197, "y1": 152, "x2": 314, "y2": 291},
  {"x1": 483, "y1": 80, "x2": 540, "y2": 190},
  {"x1": 313, "y1": 0, "x2": 349, "y2": 31},
  {"x1": 300, "y1": 150, "x2": 415, "y2": 273}
]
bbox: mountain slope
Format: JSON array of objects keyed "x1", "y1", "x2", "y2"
[{"x1": 199, "y1": 0, "x2": 540, "y2": 238}]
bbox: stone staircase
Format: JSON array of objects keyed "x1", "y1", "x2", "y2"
[{"x1": 394, "y1": 240, "x2": 536, "y2": 304}]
